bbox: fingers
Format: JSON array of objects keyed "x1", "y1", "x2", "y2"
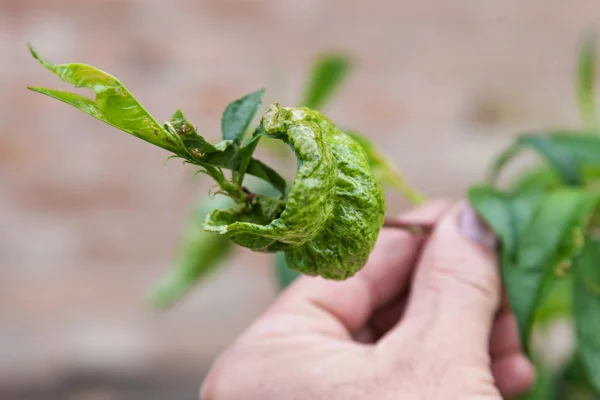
[
  {"x1": 252, "y1": 200, "x2": 450, "y2": 340},
  {"x1": 381, "y1": 202, "x2": 502, "y2": 353},
  {"x1": 492, "y1": 353, "x2": 536, "y2": 398},
  {"x1": 490, "y1": 303, "x2": 521, "y2": 358},
  {"x1": 489, "y1": 295, "x2": 535, "y2": 397}
]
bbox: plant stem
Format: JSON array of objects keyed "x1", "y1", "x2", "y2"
[{"x1": 383, "y1": 217, "x2": 433, "y2": 234}]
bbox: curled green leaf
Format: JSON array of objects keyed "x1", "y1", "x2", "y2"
[{"x1": 206, "y1": 103, "x2": 386, "y2": 279}]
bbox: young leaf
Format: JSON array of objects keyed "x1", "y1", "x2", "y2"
[
  {"x1": 169, "y1": 109, "x2": 221, "y2": 154},
  {"x1": 488, "y1": 132, "x2": 600, "y2": 186},
  {"x1": 28, "y1": 46, "x2": 287, "y2": 196},
  {"x1": 468, "y1": 185, "x2": 544, "y2": 260},
  {"x1": 573, "y1": 236, "x2": 600, "y2": 394},
  {"x1": 301, "y1": 54, "x2": 351, "y2": 111},
  {"x1": 28, "y1": 45, "x2": 181, "y2": 154},
  {"x1": 221, "y1": 89, "x2": 265, "y2": 144},
  {"x1": 509, "y1": 166, "x2": 563, "y2": 192},
  {"x1": 206, "y1": 104, "x2": 386, "y2": 280},
  {"x1": 511, "y1": 189, "x2": 598, "y2": 352},
  {"x1": 245, "y1": 159, "x2": 287, "y2": 195},
  {"x1": 578, "y1": 36, "x2": 598, "y2": 130},
  {"x1": 346, "y1": 130, "x2": 425, "y2": 205},
  {"x1": 149, "y1": 195, "x2": 235, "y2": 308}
]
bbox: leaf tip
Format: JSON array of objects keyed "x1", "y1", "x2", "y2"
[{"x1": 27, "y1": 42, "x2": 39, "y2": 59}]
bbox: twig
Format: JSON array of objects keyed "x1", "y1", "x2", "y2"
[{"x1": 383, "y1": 217, "x2": 433, "y2": 235}]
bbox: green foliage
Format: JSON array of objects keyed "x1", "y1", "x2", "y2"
[
  {"x1": 206, "y1": 104, "x2": 385, "y2": 279},
  {"x1": 573, "y1": 237, "x2": 600, "y2": 394},
  {"x1": 469, "y1": 37, "x2": 600, "y2": 398},
  {"x1": 149, "y1": 195, "x2": 234, "y2": 308},
  {"x1": 221, "y1": 88, "x2": 265, "y2": 144},
  {"x1": 29, "y1": 37, "x2": 600, "y2": 399},
  {"x1": 487, "y1": 132, "x2": 600, "y2": 186},
  {"x1": 301, "y1": 54, "x2": 351, "y2": 111},
  {"x1": 29, "y1": 46, "x2": 387, "y2": 284},
  {"x1": 578, "y1": 37, "x2": 598, "y2": 130}
]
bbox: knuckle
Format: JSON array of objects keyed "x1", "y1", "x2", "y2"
[{"x1": 425, "y1": 253, "x2": 499, "y2": 304}]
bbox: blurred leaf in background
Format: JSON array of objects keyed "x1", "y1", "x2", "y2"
[
  {"x1": 301, "y1": 54, "x2": 351, "y2": 111},
  {"x1": 149, "y1": 195, "x2": 234, "y2": 308},
  {"x1": 578, "y1": 36, "x2": 598, "y2": 131}
]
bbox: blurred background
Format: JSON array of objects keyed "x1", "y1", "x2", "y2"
[{"x1": 1, "y1": 0, "x2": 599, "y2": 398}]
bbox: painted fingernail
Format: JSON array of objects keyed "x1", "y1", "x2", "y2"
[{"x1": 458, "y1": 203, "x2": 497, "y2": 251}]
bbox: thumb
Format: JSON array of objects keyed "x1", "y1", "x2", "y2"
[{"x1": 382, "y1": 201, "x2": 501, "y2": 354}]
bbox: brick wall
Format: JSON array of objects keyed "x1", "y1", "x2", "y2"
[{"x1": 1, "y1": 0, "x2": 598, "y2": 398}]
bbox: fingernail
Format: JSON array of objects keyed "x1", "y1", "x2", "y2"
[{"x1": 458, "y1": 204, "x2": 498, "y2": 251}]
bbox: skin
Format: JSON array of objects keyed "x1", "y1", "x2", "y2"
[{"x1": 200, "y1": 200, "x2": 536, "y2": 399}]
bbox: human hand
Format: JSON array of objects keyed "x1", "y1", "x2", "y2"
[{"x1": 200, "y1": 201, "x2": 536, "y2": 399}]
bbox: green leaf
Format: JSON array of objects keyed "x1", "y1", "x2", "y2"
[
  {"x1": 245, "y1": 159, "x2": 287, "y2": 195},
  {"x1": 206, "y1": 104, "x2": 386, "y2": 280},
  {"x1": 469, "y1": 186, "x2": 597, "y2": 354},
  {"x1": 510, "y1": 166, "x2": 563, "y2": 192},
  {"x1": 221, "y1": 89, "x2": 265, "y2": 144},
  {"x1": 235, "y1": 135, "x2": 260, "y2": 181},
  {"x1": 468, "y1": 185, "x2": 544, "y2": 259},
  {"x1": 533, "y1": 276, "x2": 573, "y2": 326},
  {"x1": 573, "y1": 236, "x2": 600, "y2": 395},
  {"x1": 301, "y1": 54, "x2": 351, "y2": 111},
  {"x1": 169, "y1": 109, "x2": 221, "y2": 154},
  {"x1": 149, "y1": 195, "x2": 235, "y2": 308},
  {"x1": 28, "y1": 46, "x2": 285, "y2": 195},
  {"x1": 557, "y1": 354, "x2": 600, "y2": 400},
  {"x1": 488, "y1": 132, "x2": 600, "y2": 186},
  {"x1": 578, "y1": 37, "x2": 598, "y2": 130},
  {"x1": 28, "y1": 45, "x2": 181, "y2": 154},
  {"x1": 346, "y1": 130, "x2": 425, "y2": 205},
  {"x1": 511, "y1": 189, "x2": 598, "y2": 352}
]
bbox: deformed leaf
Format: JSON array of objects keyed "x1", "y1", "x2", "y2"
[
  {"x1": 28, "y1": 45, "x2": 180, "y2": 154},
  {"x1": 301, "y1": 54, "x2": 351, "y2": 111},
  {"x1": 488, "y1": 132, "x2": 600, "y2": 186},
  {"x1": 573, "y1": 236, "x2": 600, "y2": 394},
  {"x1": 221, "y1": 88, "x2": 265, "y2": 144},
  {"x1": 346, "y1": 130, "x2": 425, "y2": 205},
  {"x1": 205, "y1": 104, "x2": 386, "y2": 279}
]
